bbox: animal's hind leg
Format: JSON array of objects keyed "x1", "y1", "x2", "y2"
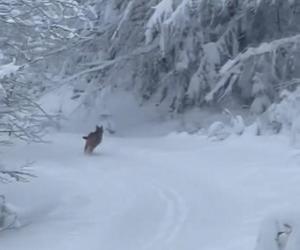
[
  {"x1": 89, "y1": 146, "x2": 96, "y2": 154},
  {"x1": 84, "y1": 143, "x2": 91, "y2": 154}
]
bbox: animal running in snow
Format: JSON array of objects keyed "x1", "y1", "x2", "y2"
[{"x1": 82, "y1": 126, "x2": 103, "y2": 154}]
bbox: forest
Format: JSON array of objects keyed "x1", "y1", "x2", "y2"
[{"x1": 1, "y1": 1, "x2": 300, "y2": 250}]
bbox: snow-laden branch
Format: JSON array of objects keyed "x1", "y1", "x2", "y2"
[
  {"x1": 220, "y1": 34, "x2": 300, "y2": 75},
  {"x1": 206, "y1": 34, "x2": 300, "y2": 103},
  {"x1": 0, "y1": 0, "x2": 95, "y2": 62},
  {"x1": 0, "y1": 59, "x2": 20, "y2": 79},
  {"x1": 61, "y1": 43, "x2": 158, "y2": 83}
]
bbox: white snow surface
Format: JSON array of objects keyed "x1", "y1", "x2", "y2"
[
  {"x1": 0, "y1": 59, "x2": 20, "y2": 79},
  {"x1": 1, "y1": 132, "x2": 300, "y2": 250}
]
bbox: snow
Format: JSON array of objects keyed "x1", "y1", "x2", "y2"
[
  {"x1": 38, "y1": 85, "x2": 80, "y2": 119},
  {"x1": 0, "y1": 59, "x2": 21, "y2": 101},
  {"x1": 0, "y1": 195, "x2": 19, "y2": 231},
  {"x1": 1, "y1": 131, "x2": 300, "y2": 250},
  {"x1": 145, "y1": 0, "x2": 174, "y2": 44},
  {"x1": 0, "y1": 59, "x2": 20, "y2": 79},
  {"x1": 163, "y1": 0, "x2": 189, "y2": 27},
  {"x1": 203, "y1": 42, "x2": 221, "y2": 67},
  {"x1": 0, "y1": 83, "x2": 6, "y2": 101},
  {"x1": 219, "y1": 34, "x2": 300, "y2": 76},
  {"x1": 111, "y1": 1, "x2": 134, "y2": 40},
  {"x1": 207, "y1": 34, "x2": 300, "y2": 103}
]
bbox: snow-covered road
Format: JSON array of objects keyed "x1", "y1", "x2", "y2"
[{"x1": 1, "y1": 133, "x2": 299, "y2": 250}]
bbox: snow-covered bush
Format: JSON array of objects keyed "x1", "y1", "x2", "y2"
[
  {"x1": 255, "y1": 214, "x2": 298, "y2": 250},
  {"x1": 0, "y1": 196, "x2": 19, "y2": 231},
  {"x1": 268, "y1": 88, "x2": 300, "y2": 129},
  {"x1": 0, "y1": 162, "x2": 34, "y2": 232},
  {"x1": 207, "y1": 110, "x2": 245, "y2": 140},
  {"x1": 0, "y1": 60, "x2": 56, "y2": 142},
  {"x1": 207, "y1": 121, "x2": 231, "y2": 141},
  {"x1": 266, "y1": 86, "x2": 300, "y2": 142},
  {"x1": 0, "y1": 161, "x2": 30, "y2": 232},
  {"x1": 0, "y1": 56, "x2": 47, "y2": 233},
  {"x1": 250, "y1": 73, "x2": 272, "y2": 114}
]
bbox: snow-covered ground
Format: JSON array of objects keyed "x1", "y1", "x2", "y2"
[{"x1": 1, "y1": 132, "x2": 299, "y2": 250}]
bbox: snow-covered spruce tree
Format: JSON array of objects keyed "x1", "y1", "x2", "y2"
[
  {"x1": 5, "y1": 0, "x2": 297, "y2": 132},
  {"x1": 55, "y1": 0, "x2": 300, "y2": 125},
  {"x1": 202, "y1": 0, "x2": 300, "y2": 113}
]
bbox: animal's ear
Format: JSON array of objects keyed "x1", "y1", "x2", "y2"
[{"x1": 96, "y1": 125, "x2": 103, "y2": 130}]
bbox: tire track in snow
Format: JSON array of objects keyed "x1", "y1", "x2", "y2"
[{"x1": 142, "y1": 182, "x2": 188, "y2": 250}]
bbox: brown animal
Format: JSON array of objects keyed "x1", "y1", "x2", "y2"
[{"x1": 82, "y1": 126, "x2": 103, "y2": 154}]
